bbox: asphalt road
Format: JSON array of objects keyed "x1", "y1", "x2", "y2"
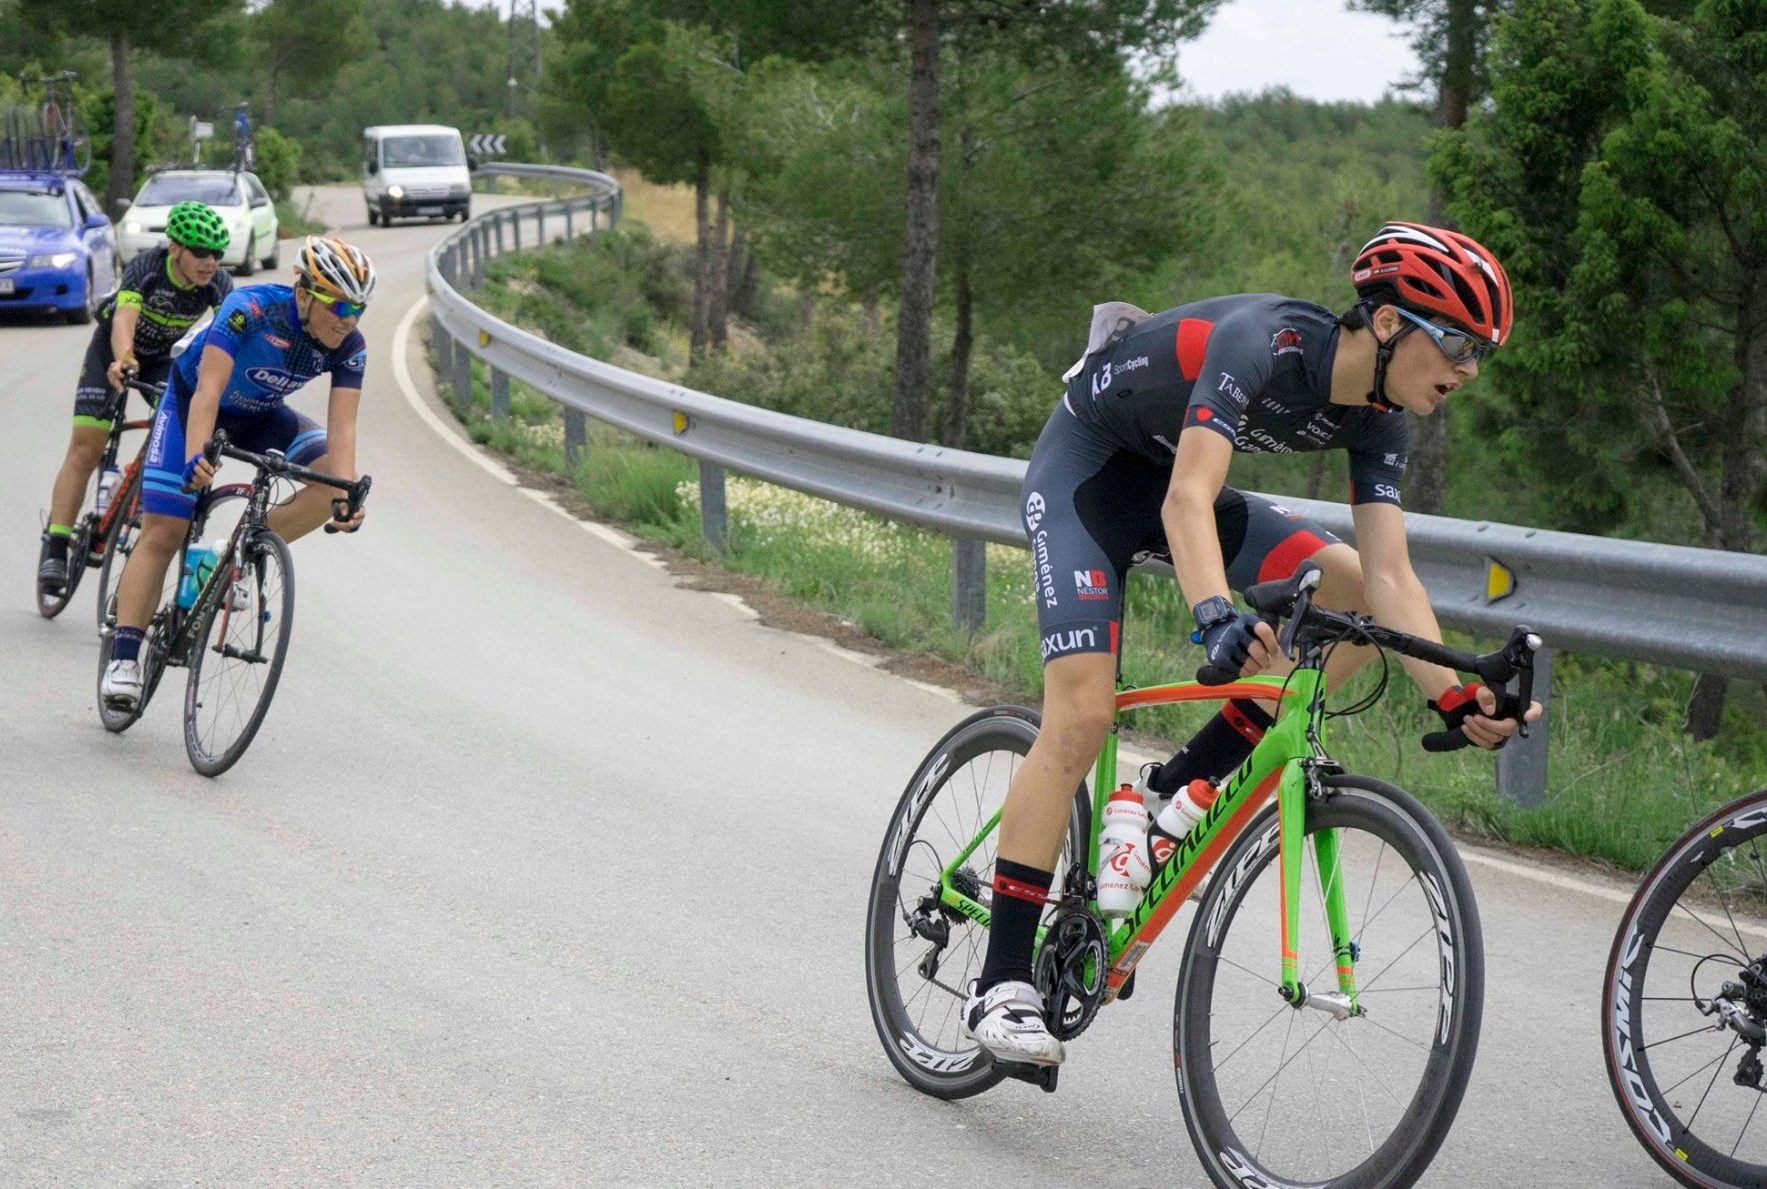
[{"x1": 0, "y1": 185, "x2": 1679, "y2": 1186}]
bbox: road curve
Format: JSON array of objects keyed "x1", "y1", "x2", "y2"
[{"x1": 0, "y1": 186, "x2": 1669, "y2": 1186}]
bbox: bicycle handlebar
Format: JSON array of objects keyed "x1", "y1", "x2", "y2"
[
  {"x1": 1230, "y1": 559, "x2": 1543, "y2": 753},
  {"x1": 198, "y1": 430, "x2": 373, "y2": 528}
]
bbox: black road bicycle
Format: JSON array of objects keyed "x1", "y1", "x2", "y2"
[{"x1": 98, "y1": 429, "x2": 370, "y2": 776}]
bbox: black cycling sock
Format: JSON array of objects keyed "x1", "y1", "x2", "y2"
[
  {"x1": 1149, "y1": 698, "x2": 1276, "y2": 793},
  {"x1": 979, "y1": 858, "x2": 1053, "y2": 991},
  {"x1": 45, "y1": 535, "x2": 69, "y2": 563},
  {"x1": 112, "y1": 627, "x2": 144, "y2": 663}
]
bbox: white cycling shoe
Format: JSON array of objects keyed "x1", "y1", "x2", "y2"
[
  {"x1": 101, "y1": 658, "x2": 142, "y2": 708},
  {"x1": 962, "y1": 979, "x2": 1065, "y2": 1066}
]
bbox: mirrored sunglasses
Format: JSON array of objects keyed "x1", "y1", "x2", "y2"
[
  {"x1": 181, "y1": 245, "x2": 224, "y2": 262},
  {"x1": 305, "y1": 287, "x2": 366, "y2": 319},
  {"x1": 1392, "y1": 306, "x2": 1491, "y2": 365}
]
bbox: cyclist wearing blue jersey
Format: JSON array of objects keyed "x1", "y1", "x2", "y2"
[
  {"x1": 962, "y1": 222, "x2": 1543, "y2": 1066},
  {"x1": 100, "y1": 236, "x2": 376, "y2": 709}
]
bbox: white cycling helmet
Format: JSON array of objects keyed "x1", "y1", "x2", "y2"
[{"x1": 295, "y1": 236, "x2": 376, "y2": 307}]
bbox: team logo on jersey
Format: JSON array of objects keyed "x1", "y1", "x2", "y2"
[
  {"x1": 342, "y1": 348, "x2": 367, "y2": 372},
  {"x1": 1025, "y1": 491, "x2": 1046, "y2": 531},
  {"x1": 244, "y1": 367, "x2": 306, "y2": 395},
  {"x1": 1075, "y1": 569, "x2": 1109, "y2": 601},
  {"x1": 264, "y1": 335, "x2": 291, "y2": 348},
  {"x1": 1271, "y1": 327, "x2": 1303, "y2": 357},
  {"x1": 226, "y1": 310, "x2": 248, "y2": 334}
]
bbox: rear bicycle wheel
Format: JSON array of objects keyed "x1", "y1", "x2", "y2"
[
  {"x1": 863, "y1": 705, "x2": 1090, "y2": 1099},
  {"x1": 92, "y1": 470, "x2": 142, "y2": 632},
  {"x1": 183, "y1": 530, "x2": 294, "y2": 776},
  {"x1": 1174, "y1": 775, "x2": 1484, "y2": 1189},
  {"x1": 1603, "y1": 787, "x2": 1767, "y2": 1188}
]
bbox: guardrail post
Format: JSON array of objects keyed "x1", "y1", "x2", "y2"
[
  {"x1": 495, "y1": 215, "x2": 505, "y2": 255},
  {"x1": 490, "y1": 368, "x2": 510, "y2": 422},
  {"x1": 469, "y1": 229, "x2": 481, "y2": 288},
  {"x1": 1495, "y1": 646, "x2": 1552, "y2": 809},
  {"x1": 699, "y1": 460, "x2": 727, "y2": 555},
  {"x1": 513, "y1": 213, "x2": 522, "y2": 252},
  {"x1": 453, "y1": 336, "x2": 473, "y2": 414},
  {"x1": 563, "y1": 407, "x2": 586, "y2": 469},
  {"x1": 432, "y1": 315, "x2": 451, "y2": 376},
  {"x1": 565, "y1": 203, "x2": 574, "y2": 238},
  {"x1": 952, "y1": 537, "x2": 987, "y2": 633},
  {"x1": 537, "y1": 205, "x2": 546, "y2": 244}
]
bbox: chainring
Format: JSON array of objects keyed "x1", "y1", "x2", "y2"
[{"x1": 1033, "y1": 905, "x2": 1109, "y2": 1041}]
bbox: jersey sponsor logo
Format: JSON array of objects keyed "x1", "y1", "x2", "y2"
[
  {"x1": 342, "y1": 348, "x2": 367, "y2": 372},
  {"x1": 1270, "y1": 327, "x2": 1303, "y2": 357},
  {"x1": 1216, "y1": 372, "x2": 1248, "y2": 408},
  {"x1": 1040, "y1": 627, "x2": 1098, "y2": 661},
  {"x1": 244, "y1": 367, "x2": 306, "y2": 395},
  {"x1": 1374, "y1": 483, "x2": 1401, "y2": 501},
  {"x1": 1024, "y1": 491, "x2": 1046, "y2": 531},
  {"x1": 1033, "y1": 529, "x2": 1057, "y2": 608},
  {"x1": 1384, "y1": 452, "x2": 1405, "y2": 468},
  {"x1": 264, "y1": 335, "x2": 291, "y2": 348},
  {"x1": 1259, "y1": 396, "x2": 1290, "y2": 414},
  {"x1": 1089, "y1": 355, "x2": 1146, "y2": 397},
  {"x1": 1239, "y1": 427, "x2": 1294, "y2": 455},
  {"x1": 225, "y1": 310, "x2": 248, "y2": 334},
  {"x1": 1074, "y1": 569, "x2": 1109, "y2": 601}
]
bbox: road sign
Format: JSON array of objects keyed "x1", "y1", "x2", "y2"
[{"x1": 469, "y1": 133, "x2": 507, "y2": 157}]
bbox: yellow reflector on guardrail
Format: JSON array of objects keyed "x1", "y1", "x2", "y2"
[
  {"x1": 1485, "y1": 558, "x2": 1515, "y2": 602},
  {"x1": 478, "y1": 330, "x2": 491, "y2": 348},
  {"x1": 673, "y1": 412, "x2": 690, "y2": 435}
]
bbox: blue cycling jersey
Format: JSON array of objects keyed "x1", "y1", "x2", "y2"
[{"x1": 171, "y1": 285, "x2": 367, "y2": 415}]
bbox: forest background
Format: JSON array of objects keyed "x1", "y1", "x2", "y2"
[{"x1": 2, "y1": 0, "x2": 1762, "y2": 843}]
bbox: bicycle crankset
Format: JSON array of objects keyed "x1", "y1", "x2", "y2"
[{"x1": 1034, "y1": 906, "x2": 1109, "y2": 1041}]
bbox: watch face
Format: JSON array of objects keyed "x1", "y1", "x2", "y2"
[{"x1": 1194, "y1": 596, "x2": 1235, "y2": 629}]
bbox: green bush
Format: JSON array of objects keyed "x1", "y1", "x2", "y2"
[{"x1": 251, "y1": 126, "x2": 302, "y2": 201}]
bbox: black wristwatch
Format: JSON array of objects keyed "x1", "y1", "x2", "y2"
[{"x1": 1190, "y1": 595, "x2": 1237, "y2": 644}]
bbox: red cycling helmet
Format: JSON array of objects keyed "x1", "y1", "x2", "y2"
[{"x1": 1351, "y1": 221, "x2": 1514, "y2": 347}]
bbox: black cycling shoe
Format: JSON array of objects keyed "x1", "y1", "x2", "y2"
[{"x1": 36, "y1": 553, "x2": 68, "y2": 594}]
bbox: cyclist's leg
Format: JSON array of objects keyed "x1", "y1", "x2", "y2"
[
  {"x1": 1137, "y1": 489, "x2": 1347, "y2": 793},
  {"x1": 967, "y1": 407, "x2": 1156, "y2": 1064},
  {"x1": 111, "y1": 383, "x2": 199, "y2": 641},
  {"x1": 242, "y1": 408, "x2": 338, "y2": 542},
  {"x1": 42, "y1": 337, "x2": 123, "y2": 585}
]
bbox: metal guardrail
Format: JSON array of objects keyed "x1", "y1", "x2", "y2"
[{"x1": 426, "y1": 163, "x2": 1767, "y2": 804}]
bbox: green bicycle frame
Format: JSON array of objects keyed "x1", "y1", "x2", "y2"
[{"x1": 936, "y1": 667, "x2": 1363, "y2": 1012}]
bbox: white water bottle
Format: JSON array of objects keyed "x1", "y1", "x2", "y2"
[
  {"x1": 95, "y1": 465, "x2": 121, "y2": 517},
  {"x1": 1098, "y1": 784, "x2": 1152, "y2": 918},
  {"x1": 1147, "y1": 779, "x2": 1219, "y2": 870}
]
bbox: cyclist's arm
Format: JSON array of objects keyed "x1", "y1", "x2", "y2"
[
  {"x1": 182, "y1": 345, "x2": 235, "y2": 482},
  {"x1": 1354, "y1": 501, "x2": 1538, "y2": 746},
  {"x1": 1164, "y1": 426, "x2": 1236, "y2": 609},
  {"x1": 324, "y1": 385, "x2": 361, "y2": 480},
  {"x1": 107, "y1": 304, "x2": 141, "y2": 388}
]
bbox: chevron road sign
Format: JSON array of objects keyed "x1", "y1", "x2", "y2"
[{"x1": 469, "y1": 133, "x2": 507, "y2": 157}]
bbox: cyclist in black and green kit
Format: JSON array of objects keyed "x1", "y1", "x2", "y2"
[{"x1": 36, "y1": 201, "x2": 233, "y2": 597}]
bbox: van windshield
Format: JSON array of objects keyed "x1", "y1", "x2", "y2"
[{"x1": 381, "y1": 135, "x2": 466, "y2": 169}]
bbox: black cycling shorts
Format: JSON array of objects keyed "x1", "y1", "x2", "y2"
[
  {"x1": 73, "y1": 328, "x2": 169, "y2": 426},
  {"x1": 1022, "y1": 403, "x2": 1341, "y2": 664}
]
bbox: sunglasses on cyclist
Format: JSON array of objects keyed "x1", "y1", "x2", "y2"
[
  {"x1": 1391, "y1": 306, "x2": 1492, "y2": 366},
  {"x1": 180, "y1": 245, "x2": 224, "y2": 262},
  {"x1": 303, "y1": 286, "x2": 367, "y2": 319}
]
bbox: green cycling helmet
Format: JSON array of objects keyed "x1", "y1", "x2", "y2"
[{"x1": 164, "y1": 201, "x2": 230, "y2": 252}]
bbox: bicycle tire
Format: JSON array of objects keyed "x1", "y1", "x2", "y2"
[
  {"x1": 1603, "y1": 787, "x2": 1767, "y2": 1188},
  {"x1": 92, "y1": 468, "x2": 142, "y2": 632},
  {"x1": 864, "y1": 705, "x2": 1090, "y2": 1100},
  {"x1": 183, "y1": 530, "x2": 294, "y2": 776},
  {"x1": 1174, "y1": 774, "x2": 1484, "y2": 1189}
]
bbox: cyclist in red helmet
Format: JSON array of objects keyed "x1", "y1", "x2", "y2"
[{"x1": 961, "y1": 220, "x2": 1538, "y2": 1067}]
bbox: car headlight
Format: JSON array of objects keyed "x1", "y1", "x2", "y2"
[
  {"x1": 387, "y1": 185, "x2": 405, "y2": 199},
  {"x1": 27, "y1": 252, "x2": 78, "y2": 269},
  {"x1": 124, "y1": 220, "x2": 143, "y2": 234}
]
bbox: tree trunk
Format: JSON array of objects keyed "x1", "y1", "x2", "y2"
[
  {"x1": 729, "y1": 225, "x2": 757, "y2": 320},
  {"x1": 709, "y1": 187, "x2": 730, "y2": 351},
  {"x1": 892, "y1": 0, "x2": 940, "y2": 442},
  {"x1": 946, "y1": 243, "x2": 974, "y2": 449},
  {"x1": 106, "y1": 31, "x2": 134, "y2": 214},
  {"x1": 690, "y1": 156, "x2": 710, "y2": 364},
  {"x1": 1408, "y1": 0, "x2": 1479, "y2": 517},
  {"x1": 1685, "y1": 675, "x2": 1728, "y2": 740}
]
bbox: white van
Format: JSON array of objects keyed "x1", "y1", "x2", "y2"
[{"x1": 362, "y1": 124, "x2": 472, "y2": 225}]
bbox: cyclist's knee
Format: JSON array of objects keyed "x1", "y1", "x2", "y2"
[
  {"x1": 1036, "y1": 653, "x2": 1117, "y2": 771},
  {"x1": 65, "y1": 427, "x2": 106, "y2": 467},
  {"x1": 1309, "y1": 543, "x2": 1366, "y2": 610},
  {"x1": 134, "y1": 515, "x2": 188, "y2": 555}
]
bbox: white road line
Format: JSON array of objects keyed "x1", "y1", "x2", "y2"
[{"x1": 392, "y1": 295, "x2": 516, "y2": 484}]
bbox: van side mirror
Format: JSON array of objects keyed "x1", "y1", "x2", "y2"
[
  {"x1": 366, "y1": 160, "x2": 379, "y2": 175},
  {"x1": 113, "y1": 196, "x2": 132, "y2": 215}
]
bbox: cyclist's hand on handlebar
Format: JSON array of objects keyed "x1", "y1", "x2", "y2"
[
  {"x1": 1196, "y1": 612, "x2": 1279, "y2": 684},
  {"x1": 107, "y1": 356, "x2": 137, "y2": 393},
  {"x1": 324, "y1": 499, "x2": 365, "y2": 534},
  {"x1": 180, "y1": 452, "x2": 216, "y2": 493},
  {"x1": 1428, "y1": 683, "x2": 1543, "y2": 751}
]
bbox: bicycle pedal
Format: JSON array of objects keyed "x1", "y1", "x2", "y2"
[
  {"x1": 1117, "y1": 971, "x2": 1136, "y2": 1001},
  {"x1": 995, "y1": 1060, "x2": 1060, "y2": 1093}
]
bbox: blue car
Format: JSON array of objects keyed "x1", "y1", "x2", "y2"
[{"x1": 0, "y1": 170, "x2": 120, "y2": 324}]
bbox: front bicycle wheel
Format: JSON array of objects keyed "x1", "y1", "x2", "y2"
[
  {"x1": 36, "y1": 513, "x2": 93, "y2": 619},
  {"x1": 1603, "y1": 787, "x2": 1767, "y2": 1188},
  {"x1": 184, "y1": 530, "x2": 294, "y2": 776},
  {"x1": 864, "y1": 705, "x2": 1091, "y2": 1100},
  {"x1": 1174, "y1": 774, "x2": 1484, "y2": 1189}
]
